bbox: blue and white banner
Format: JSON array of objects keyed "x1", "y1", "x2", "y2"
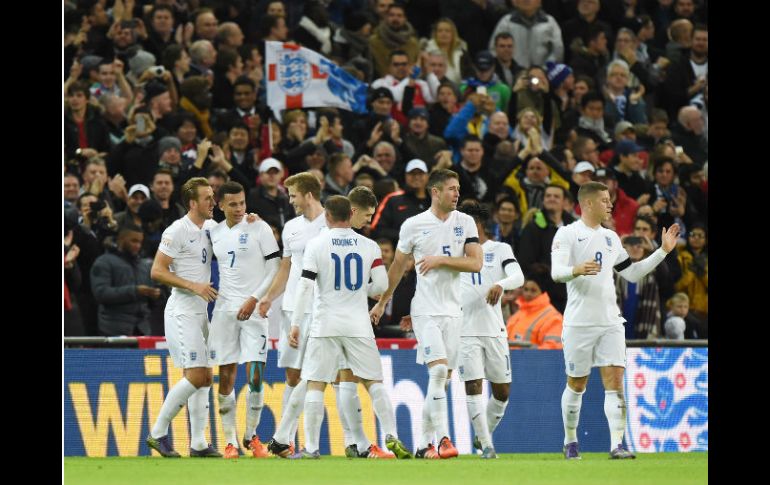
[
  {"x1": 265, "y1": 41, "x2": 368, "y2": 119},
  {"x1": 64, "y1": 348, "x2": 707, "y2": 456},
  {"x1": 625, "y1": 347, "x2": 708, "y2": 453}
]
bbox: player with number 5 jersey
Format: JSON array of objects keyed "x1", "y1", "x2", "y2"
[{"x1": 370, "y1": 168, "x2": 482, "y2": 459}]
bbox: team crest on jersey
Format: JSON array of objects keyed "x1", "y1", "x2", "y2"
[
  {"x1": 190, "y1": 351, "x2": 197, "y2": 361},
  {"x1": 485, "y1": 252, "x2": 494, "y2": 263},
  {"x1": 454, "y1": 226, "x2": 464, "y2": 237},
  {"x1": 210, "y1": 350, "x2": 216, "y2": 360},
  {"x1": 459, "y1": 365, "x2": 464, "y2": 375},
  {"x1": 606, "y1": 236, "x2": 612, "y2": 247},
  {"x1": 425, "y1": 346, "x2": 431, "y2": 355},
  {"x1": 239, "y1": 233, "x2": 248, "y2": 245},
  {"x1": 569, "y1": 361, "x2": 575, "y2": 371}
]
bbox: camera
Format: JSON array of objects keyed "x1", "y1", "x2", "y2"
[
  {"x1": 150, "y1": 65, "x2": 166, "y2": 77},
  {"x1": 135, "y1": 114, "x2": 147, "y2": 133},
  {"x1": 90, "y1": 199, "x2": 106, "y2": 214},
  {"x1": 530, "y1": 77, "x2": 540, "y2": 85}
]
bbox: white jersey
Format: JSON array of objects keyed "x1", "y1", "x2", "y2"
[
  {"x1": 210, "y1": 219, "x2": 280, "y2": 311},
  {"x1": 158, "y1": 215, "x2": 218, "y2": 314},
  {"x1": 303, "y1": 227, "x2": 384, "y2": 338},
  {"x1": 281, "y1": 211, "x2": 327, "y2": 312},
  {"x1": 461, "y1": 240, "x2": 516, "y2": 337},
  {"x1": 551, "y1": 219, "x2": 630, "y2": 327},
  {"x1": 397, "y1": 209, "x2": 479, "y2": 317}
]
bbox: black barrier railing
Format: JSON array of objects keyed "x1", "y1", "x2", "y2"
[
  {"x1": 64, "y1": 337, "x2": 140, "y2": 348},
  {"x1": 626, "y1": 339, "x2": 708, "y2": 347}
]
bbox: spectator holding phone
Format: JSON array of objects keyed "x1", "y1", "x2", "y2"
[{"x1": 602, "y1": 59, "x2": 647, "y2": 128}]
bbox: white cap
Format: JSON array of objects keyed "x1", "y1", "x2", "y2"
[
  {"x1": 405, "y1": 159, "x2": 428, "y2": 173},
  {"x1": 128, "y1": 184, "x2": 150, "y2": 198},
  {"x1": 573, "y1": 161, "x2": 596, "y2": 174},
  {"x1": 259, "y1": 157, "x2": 283, "y2": 173}
]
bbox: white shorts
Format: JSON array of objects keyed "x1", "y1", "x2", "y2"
[
  {"x1": 277, "y1": 310, "x2": 312, "y2": 369},
  {"x1": 302, "y1": 337, "x2": 383, "y2": 383},
  {"x1": 458, "y1": 336, "x2": 512, "y2": 383},
  {"x1": 412, "y1": 315, "x2": 461, "y2": 369},
  {"x1": 164, "y1": 309, "x2": 210, "y2": 369},
  {"x1": 209, "y1": 310, "x2": 269, "y2": 365},
  {"x1": 562, "y1": 325, "x2": 626, "y2": 377}
]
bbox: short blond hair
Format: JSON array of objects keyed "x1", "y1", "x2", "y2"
[
  {"x1": 181, "y1": 177, "x2": 210, "y2": 209},
  {"x1": 667, "y1": 292, "x2": 690, "y2": 309},
  {"x1": 284, "y1": 172, "x2": 321, "y2": 201}
]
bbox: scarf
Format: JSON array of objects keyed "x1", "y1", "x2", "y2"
[
  {"x1": 298, "y1": 16, "x2": 332, "y2": 55},
  {"x1": 578, "y1": 116, "x2": 611, "y2": 143},
  {"x1": 180, "y1": 97, "x2": 213, "y2": 138},
  {"x1": 375, "y1": 21, "x2": 416, "y2": 50}
]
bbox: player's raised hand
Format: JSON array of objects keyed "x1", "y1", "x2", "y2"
[
  {"x1": 288, "y1": 325, "x2": 300, "y2": 348},
  {"x1": 191, "y1": 282, "x2": 218, "y2": 302},
  {"x1": 486, "y1": 284, "x2": 503, "y2": 305},
  {"x1": 238, "y1": 296, "x2": 257, "y2": 321},
  {"x1": 257, "y1": 298, "x2": 272, "y2": 318},
  {"x1": 573, "y1": 260, "x2": 601, "y2": 276},
  {"x1": 660, "y1": 223, "x2": 681, "y2": 253},
  {"x1": 416, "y1": 255, "x2": 443, "y2": 275},
  {"x1": 245, "y1": 212, "x2": 262, "y2": 223}
]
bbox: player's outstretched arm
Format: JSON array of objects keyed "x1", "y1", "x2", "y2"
[
  {"x1": 288, "y1": 275, "x2": 314, "y2": 348},
  {"x1": 416, "y1": 241, "x2": 483, "y2": 274},
  {"x1": 151, "y1": 251, "x2": 217, "y2": 302},
  {"x1": 370, "y1": 249, "x2": 410, "y2": 324},
  {"x1": 618, "y1": 224, "x2": 680, "y2": 283},
  {"x1": 258, "y1": 256, "x2": 291, "y2": 317}
]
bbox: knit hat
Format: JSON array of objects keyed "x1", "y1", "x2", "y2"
[
  {"x1": 665, "y1": 316, "x2": 686, "y2": 340},
  {"x1": 158, "y1": 136, "x2": 182, "y2": 156},
  {"x1": 144, "y1": 80, "x2": 168, "y2": 101},
  {"x1": 129, "y1": 50, "x2": 157, "y2": 78},
  {"x1": 80, "y1": 55, "x2": 104, "y2": 74},
  {"x1": 545, "y1": 61, "x2": 573, "y2": 90}
]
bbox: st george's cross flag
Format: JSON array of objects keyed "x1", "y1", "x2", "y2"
[{"x1": 265, "y1": 41, "x2": 368, "y2": 120}]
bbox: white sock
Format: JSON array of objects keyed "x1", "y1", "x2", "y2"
[
  {"x1": 217, "y1": 391, "x2": 237, "y2": 446},
  {"x1": 281, "y1": 383, "x2": 295, "y2": 419},
  {"x1": 425, "y1": 364, "x2": 449, "y2": 442},
  {"x1": 368, "y1": 382, "x2": 397, "y2": 438},
  {"x1": 151, "y1": 377, "x2": 197, "y2": 439},
  {"x1": 188, "y1": 386, "x2": 211, "y2": 450},
  {"x1": 333, "y1": 384, "x2": 352, "y2": 446},
  {"x1": 304, "y1": 389, "x2": 325, "y2": 453},
  {"x1": 339, "y1": 381, "x2": 369, "y2": 450},
  {"x1": 486, "y1": 396, "x2": 508, "y2": 437},
  {"x1": 604, "y1": 390, "x2": 627, "y2": 450},
  {"x1": 467, "y1": 394, "x2": 491, "y2": 449},
  {"x1": 244, "y1": 390, "x2": 264, "y2": 443},
  {"x1": 562, "y1": 385, "x2": 584, "y2": 445},
  {"x1": 274, "y1": 380, "x2": 307, "y2": 444},
  {"x1": 420, "y1": 396, "x2": 434, "y2": 449}
]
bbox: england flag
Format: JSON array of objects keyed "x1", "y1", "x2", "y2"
[{"x1": 265, "y1": 41, "x2": 368, "y2": 120}]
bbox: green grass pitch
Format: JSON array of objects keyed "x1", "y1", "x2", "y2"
[{"x1": 64, "y1": 453, "x2": 707, "y2": 485}]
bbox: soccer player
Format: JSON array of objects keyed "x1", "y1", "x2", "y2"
[
  {"x1": 277, "y1": 196, "x2": 411, "y2": 459},
  {"x1": 258, "y1": 172, "x2": 327, "y2": 452},
  {"x1": 370, "y1": 169, "x2": 483, "y2": 459},
  {"x1": 209, "y1": 181, "x2": 281, "y2": 458},
  {"x1": 146, "y1": 177, "x2": 222, "y2": 458},
  {"x1": 551, "y1": 181, "x2": 680, "y2": 459},
  {"x1": 458, "y1": 201, "x2": 524, "y2": 459}
]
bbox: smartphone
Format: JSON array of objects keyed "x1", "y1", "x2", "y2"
[
  {"x1": 136, "y1": 115, "x2": 147, "y2": 133},
  {"x1": 476, "y1": 86, "x2": 487, "y2": 96}
]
